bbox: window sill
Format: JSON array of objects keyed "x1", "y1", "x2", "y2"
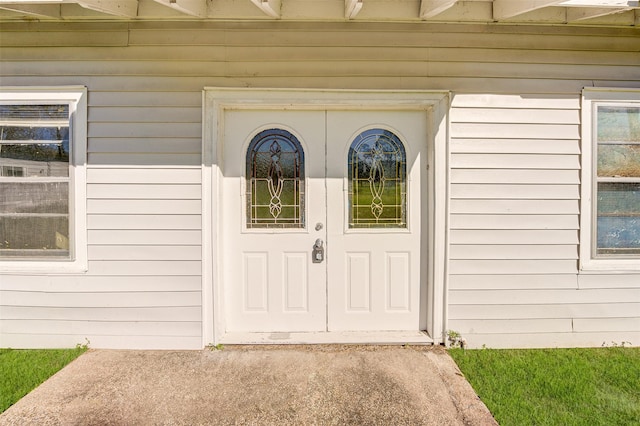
[
  {"x1": 0, "y1": 259, "x2": 88, "y2": 275},
  {"x1": 579, "y1": 259, "x2": 640, "y2": 274}
]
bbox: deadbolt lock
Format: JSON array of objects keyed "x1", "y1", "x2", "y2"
[{"x1": 312, "y1": 238, "x2": 324, "y2": 263}]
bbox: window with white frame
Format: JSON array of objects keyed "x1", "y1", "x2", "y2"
[
  {"x1": 581, "y1": 88, "x2": 640, "y2": 271},
  {"x1": 0, "y1": 87, "x2": 87, "y2": 272}
]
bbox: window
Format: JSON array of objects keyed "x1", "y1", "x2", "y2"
[
  {"x1": 246, "y1": 128, "x2": 305, "y2": 229},
  {"x1": 0, "y1": 87, "x2": 87, "y2": 272},
  {"x1": 581, "y1": 88, "x2": 640, "y2": 271},
  {"x1": 1, "y1": 165, "x2": 25, "y2": 176},
  {"x1": 348, "y1": 128, "x2": 407, "y2": 229}
]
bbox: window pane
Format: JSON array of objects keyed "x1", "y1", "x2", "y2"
[
  {"x1": 0, "y1": 126, "x2": 69, "y2": 143},
  {"x1": 598, "y1": 144, "x2": 640, "y2": 178},
  {"x1": 0, "y1": 182, "x2": 68, "y2": 214},
  {"x1": 0, "y1": 182, "x2": 69, "y2": 259},
  {"x1": 348, "y1": 128, "x2": 407, "y2": 228},
  {"x1": 1, "y1": 104, "x2": 70, "y2": 178},
  {"x1": 0, "y1": 143, "x2": 69, "y2": 177},
  {"x1": 597, "y1": 106, "x2": 640, "y2": 142},
  {"x1": 246, "y1": 129, "x2": 305, "y2": 229},
  {"x1": 597, "y1": 182, "x2": 640, "y2": 255},
  {"x1": 0, "y1": 104, "x2": 69, "y2": 123},
  {"x1": 0, "y1": 216, "x2": 69, "y2": 258}
]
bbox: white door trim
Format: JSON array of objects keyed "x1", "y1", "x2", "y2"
[{"x1": 202, "y1": 88, "x2": 450, "y2": 346}]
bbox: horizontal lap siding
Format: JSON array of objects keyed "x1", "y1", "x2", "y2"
[
  {"x1": 2, "y1": 23, "x2": 639, "y2": 93},
  {"x1": 1, "y1": 165, "x2": 203, "y2": 349},
  {"x1": 1, "y1": 24, "x2": 204, "y2": 347},
  {"x1": 1, "y1": 21, "x2": 639, "y2": 349},
  {"x1": 447, "y1": 94, "x2": 582, "y2": 346},
  {"x1": 80, "y1": 95, "x2": 201, "y2": 347},
  {"x1": 449, "y1": 90, "x2": 640, "y2": 347},
  {"x1": 4, "y1": 166, "x2": 204, "y2": 349}
]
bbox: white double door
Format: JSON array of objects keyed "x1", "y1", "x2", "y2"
[{"x1": 222, "y1": 109, "x2": 427, "y2": 334}]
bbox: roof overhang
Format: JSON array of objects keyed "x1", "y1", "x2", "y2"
[{"x1": 0, "y1": 0, "x2": 638, "y2": 26}]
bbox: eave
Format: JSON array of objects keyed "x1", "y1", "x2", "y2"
[{"x1": 0, "y1": 0, "x2": 638, "y2": 27}]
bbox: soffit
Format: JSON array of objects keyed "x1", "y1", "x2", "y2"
[{"x1": 0, "y1": 0, "x2": 638, "y2": 27}]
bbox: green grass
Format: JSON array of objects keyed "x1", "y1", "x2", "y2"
[
  {"x1": 0, "y1": 347, "x2": 87, "y2": 413},
  {"x1": 449, "y1": 347, "x2": 640, "y2": 426}
]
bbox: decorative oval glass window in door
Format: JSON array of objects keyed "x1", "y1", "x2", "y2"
[
  {"x1": 246, "y1": 128, "x2": 305, "y2": 229},
  {"x1": 348, "y1": 128, "x2": 407, "y2": 228}
]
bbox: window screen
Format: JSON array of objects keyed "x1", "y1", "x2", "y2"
[
  {"x1": 595, "y1": 105, "x2": 640, "y2": 256},
  {"x1": 0, "y1": 104, "x2": 71, "y2": 259}
]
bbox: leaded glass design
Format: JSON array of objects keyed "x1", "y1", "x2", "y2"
[
  {"x1": 595, "y1": 105, "x2": 640, "y2": 255},
  {"x1": 246, "y1": 128, "x2": 305, "y2": 229},
  {"x1": 348, "y1": 128, "x2": 407, "y2": 228}
]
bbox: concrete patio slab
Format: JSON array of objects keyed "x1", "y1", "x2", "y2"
[{"x1": 0, "y1": 345, "x2": 497, "y2": 425}]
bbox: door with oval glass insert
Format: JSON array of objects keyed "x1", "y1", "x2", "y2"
[{"x1": 221, "y1": 109, "x2": 426, "y2": 334}]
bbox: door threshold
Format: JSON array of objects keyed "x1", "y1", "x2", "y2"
[{"x1": 217, "y1": 330, "x2": 433, "y2": 345}]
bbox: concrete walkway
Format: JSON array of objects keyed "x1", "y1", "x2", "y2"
[{"x1": 1, "y1": 345, "x2": 497, "y2": 425}]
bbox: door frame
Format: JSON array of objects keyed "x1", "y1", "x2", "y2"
[{"x1": 202, "y1": 88, "x2": 450, "y2": 345}]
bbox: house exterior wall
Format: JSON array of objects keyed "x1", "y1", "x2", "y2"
[{"x1": 0, "y1": 21, "x2": 638, "y2": 349}]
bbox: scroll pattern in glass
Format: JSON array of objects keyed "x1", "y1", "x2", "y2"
[
  {"x1": 246, "y1": 128, "x2": 305, "y2": 229},
  {"x1": 348, "y1": 128, "x2": 407, "y2": 228},
  {"x1": 596, "y1": 105, "x2": 640, "y2": 255}
]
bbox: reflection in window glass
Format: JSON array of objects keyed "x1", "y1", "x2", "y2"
[
  {"x1": 598, "y1": 144, "x2": 640, "y2": 178},
  {"x1": 0, "y1": 104, "x2": 71, "y2": 259},
  {"x1": 595, "y1": 105, "x2": 640, "y2": 256},
  {"x1": 348, "y1": 128, "x2": 407, "y2": 228},
  {"x1": 597, "y1": 106, "x2": 640, "y2": 143},
  {"x1": 246, "y1": 128, "x2": 305, "y2": 229},
  {"x1": 597, "y1": 183, "x2": 640, "y2": 254}
]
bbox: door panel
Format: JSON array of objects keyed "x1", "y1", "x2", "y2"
[
  {"x1": 222, "y1": 110, "x2": 327, "y2": 332},
  {"x1": 326, "y1": 110, "x2": 427, "y2": 331}
]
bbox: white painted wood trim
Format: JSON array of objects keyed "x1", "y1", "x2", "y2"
[
  {"x1": 0, "y1": 3, "x2": 61, "y2": 17},
  {"x1": 3, "y1": 0, "x2": 637, "y2": 22},
  {"x1": 219, "y1": 331, "x2": 433, "y2": 345},
  {"x1": 428, "y1": 93, "x2": 450, "y2": 345},
  {"x1": 202, "y1": 88, "x2": 450, "y2": 346},
  {"x1": 77, "y1": 0, "x2": 138, "y2": 17},
  {"x1": 152, "y1": 0, "x2": 208, "y2": 17},
  {"x1": 0, "y1": 86, "x2": 88, "y2": 274},
  {"x1": 250, "y1": 0, "x2": 280, "y2": 18},
  {"x1": 420, "y1": 0, "x2": 459, "y2": 19},
  {"x1": 580, "y1": 87, "x2": 640, "y2": 273},
  {"x1": 345, "y1": 0, "x2": 363, "y2": 19},
  {"x1": 201, "y1": 90, "x2": 215, "y2": 347},
  {"x1": 493, "y1": 0, "x2": 562, "y2": 20}
]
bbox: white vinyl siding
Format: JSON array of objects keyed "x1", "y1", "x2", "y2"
[
  {"x1": 449, "y1": 93, "x2": 582, "y2": 292},
  {"x1": 448, "y1": 92, "x2": 639, "y2": 348},
  {"x1": 0, "y1": 21, "x2": 639, "y2": 349}
]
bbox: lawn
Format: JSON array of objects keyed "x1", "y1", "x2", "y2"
[
  {"x1": 449, "y1": 347, "x2": 640, "y2": 426},
  {"x1": 0, "y1": 347, "x2": 87, "y2": 413}
]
